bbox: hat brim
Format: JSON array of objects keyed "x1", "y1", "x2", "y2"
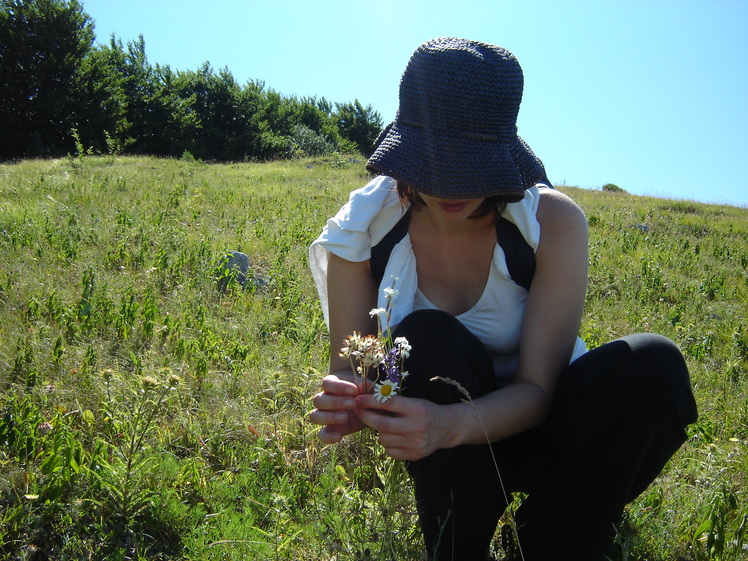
[{"x1": 367, "y1": 121, "x2": 545, "y2": 202}]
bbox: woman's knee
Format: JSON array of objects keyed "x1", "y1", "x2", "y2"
[
  {"x1": 621, "y1": 333, "x2": 691, "y2": 391},
  {"x1": 563, "y1": 333, "x2": 697, "y2": 425},
  {"x1": 394, "y1": 310, "x2": 495, "y2": 401},
  {"x1": 393, "y1": 309, "x2": 462, "y2": 345},
  {"x1": 611, "y1": 333, "x2": 697, "y2": 424}
]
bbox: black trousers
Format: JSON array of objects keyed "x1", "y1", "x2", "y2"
[{"x1": 393, "y1": 310, "x2": 698, "y2": 561}]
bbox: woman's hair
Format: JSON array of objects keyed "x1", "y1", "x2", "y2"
[{"x1": 397, "y1": 182, "x2": 508, "y2": 218}]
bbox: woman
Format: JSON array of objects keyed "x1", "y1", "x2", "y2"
[{"x1": 308, "y1": 37, "x2": 697, "y2": 561}]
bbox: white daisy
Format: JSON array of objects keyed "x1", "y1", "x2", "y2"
[{"x1": 373, "y1": 379, "x2": 399, "y2": 403}]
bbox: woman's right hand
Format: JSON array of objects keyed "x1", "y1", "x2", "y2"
[{"x1": 309, "y1": 372, "x2": 365, "y2": 443}]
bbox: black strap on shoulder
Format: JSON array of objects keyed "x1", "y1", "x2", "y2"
[
  {"x1": 494, "y1": 217, "x2": 535, "y2": 292},
  {"x1": 370, "y1": 210, "x2": 535, "y2": 292},
  {"x1": 370, "y1": 210, "x2": 412, "y2": 285}
]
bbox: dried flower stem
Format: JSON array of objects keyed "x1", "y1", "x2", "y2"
[{"x1": 430, "y1": 376, "x2": 526, "y2": 561}]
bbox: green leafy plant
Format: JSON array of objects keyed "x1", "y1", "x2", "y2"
[{"x1": 90, "y1": 370, "x2": 182, "y2": 548}]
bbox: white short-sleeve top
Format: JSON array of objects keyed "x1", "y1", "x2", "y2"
[{"x1": 309, "y1": 175, "x2": 587, "y2": 362}]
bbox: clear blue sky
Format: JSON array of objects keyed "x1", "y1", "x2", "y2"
[{"x1": 82, "y1": 0, "x2": 748, "y2": 207}]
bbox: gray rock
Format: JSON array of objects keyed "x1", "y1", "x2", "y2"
[{"x1": 216, "y1": 251, "x2": 267, "y2": 293}]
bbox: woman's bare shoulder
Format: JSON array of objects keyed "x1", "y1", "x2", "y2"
[{"x1": 537, "y1": 188, "x2": 587, "y2": 233}]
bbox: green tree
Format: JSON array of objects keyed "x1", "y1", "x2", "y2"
[
  {"x1": 0, "y1": 0, "x2": 94, "y2": 157},
  {"x1": 109, "y1": 36, "x2": 198, "y2": 157},
  {"x1": 334, "y1": 100, "x2": 383, "y2": 156},
  {"x1": 290, "y1": 96, "x2": 354, "y2": 155},
  {"x1": 173, "y1": 64, "x2": 252, "y2": 160},
  {"x1": 75, "y1": 37, "x2": 131, "y2": 154},
  {"x1": 235, "y1": 80, "x2": 293, "y2": 161}
]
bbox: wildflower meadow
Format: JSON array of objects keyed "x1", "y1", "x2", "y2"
[{"x1": 0, "y1": 155, "x2": 746, "y2": 560}]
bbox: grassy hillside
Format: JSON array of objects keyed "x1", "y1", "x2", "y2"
[{"x1": 0, "y1": 156, "x2": 746, "y2": 560}]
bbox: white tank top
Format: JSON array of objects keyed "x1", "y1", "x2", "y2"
[
  {"x1": 412, "y1": 243, "x2": 527, "y2": 356},
  {"x1": 309, "y1": 175, "x2": 588, "y2": 367}
]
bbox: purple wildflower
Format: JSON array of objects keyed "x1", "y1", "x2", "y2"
[{"x1": 382, "y1": 347, "x2": 402, "y2": 383}]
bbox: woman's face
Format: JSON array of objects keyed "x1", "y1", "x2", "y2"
[{"x1": 418, "y1": 192, "x2": 488, "y2": 223}]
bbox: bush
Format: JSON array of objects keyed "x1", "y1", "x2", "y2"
[
  {"x1": 286, "y1": 124, "x2": 338, "y2": 158},
  {"x1": 602, "y1": 183, "x2": 626, "y2": 193}
]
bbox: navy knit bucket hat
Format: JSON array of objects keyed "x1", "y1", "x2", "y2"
[{"x1": 367, "y1": 37, "x2": 547, "y2": 202}]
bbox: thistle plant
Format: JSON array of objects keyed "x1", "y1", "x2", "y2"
[{"x1": 92, "y1": 369, "x2": 182, "y2": 543}]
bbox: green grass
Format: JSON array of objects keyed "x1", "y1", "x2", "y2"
[{"x1": 0, "y1": 155, "x2": 746, "y2": 560}]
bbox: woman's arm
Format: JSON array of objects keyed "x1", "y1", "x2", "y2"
[
  {"x1": 309, "y1": 252, "x2": 379, "y2": 443},
  {"x1": 356, "y1": 189, "x2": 589, "y2": 459},
  {"x1": 326, "y1": 253, "x2": 379, "y2": 375},
  {"x1": 469, "y1": 188, "x2": 589, "y2": 439}
]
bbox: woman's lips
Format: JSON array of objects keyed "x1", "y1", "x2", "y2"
[{"x1": 437, "y1": 201, "x2": 469, "y2": 213}]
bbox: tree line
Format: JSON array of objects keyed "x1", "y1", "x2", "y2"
[{"x1": 0, "y1": 0, "x2": 384, "y2": 161}]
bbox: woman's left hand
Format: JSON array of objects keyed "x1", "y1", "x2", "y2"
[{"x1": 354, "y1": 393, "x2": 460, "y2": 461}]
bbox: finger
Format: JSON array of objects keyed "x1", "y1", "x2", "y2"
[
  {"x1": 380, "y1": 444, "x2": 424, "y2": 462},
  {"x1": 356, "y1": 393, "x2": 408, "y2": 413},
  {"x1": 377, "y1": 430, "x2": 431, "y2": 460},
  {"x1": 320, "y1": 375, "x2": 359, "y2": 396},
  {"x1": 377, "y1": 431, "x2": 409, "y2": 448},
  {"x1": 309, "y1": 408, "x2": 350, "y2": 427},
  {"x1": 318, "y1": 426, "x2": 344, "y2": 444},
  {"x1": 384, "y1": 448, "x2": 413, "y2": 461},
  {"x1": 312, "y1": 392, "x2": 357, "y2": 412},
  {"x1": 357, "y1": 407, "x2": 407, "y2": 434}
]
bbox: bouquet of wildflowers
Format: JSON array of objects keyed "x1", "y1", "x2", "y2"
[{"x1": 339, "y1": 280, "x2": 410, "y2": 402}]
